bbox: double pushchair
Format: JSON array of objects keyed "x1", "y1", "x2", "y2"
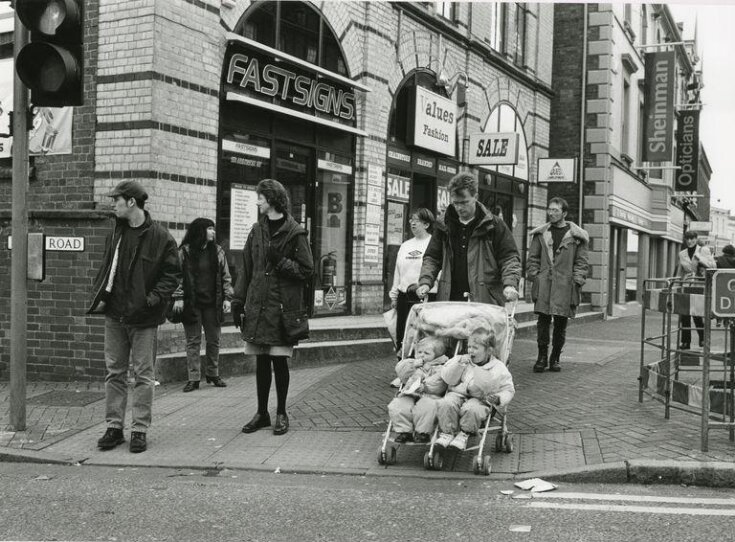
[{"x1": 378, "y1": 300, "x2": 516, "y2": 475}]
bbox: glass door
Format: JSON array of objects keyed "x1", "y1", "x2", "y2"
[{"x1": 312, "y1": 152, "x2": 353, "y2": 315}]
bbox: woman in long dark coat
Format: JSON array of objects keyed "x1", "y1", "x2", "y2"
[{"x1": 231, "y1": 179, "x2": 314, "y2": 436}]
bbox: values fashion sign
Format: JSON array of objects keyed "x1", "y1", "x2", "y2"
[
  {"x1": 642, "y1": 51, "x2": 675, "y2": 162},
  {"x1": 411, "y1": 86, "x2": 457, "y2": 156},
  {"x1": 674, "y1": 110, "x2": 700, "y2": 192}
]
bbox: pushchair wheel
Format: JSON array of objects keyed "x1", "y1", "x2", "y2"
[
  {"x1": 482, "y1": 455, "x2": 492, "y2": 475},
  {"x1": 424, "y1": 450, "x2": 443, "y2": 470},
  {"x1": 494, "y1": 433, "x2": 504, "y2": 453},
  {"x1": 389, "y1": 446, "x2": 397, "y2": 465},
  {"x1": 503, "y1": 434, "x2": 513, "y2": 454},
  {"x1": 474, "y1": 455, "x2": 492, "y2": 476},
  {"x1": 378, "y1": 447, "x2": 387, "y2": 465}
]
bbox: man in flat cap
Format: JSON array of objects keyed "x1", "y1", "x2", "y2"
[{"x1": 87, "y1": 181, "x2": 181, "y2": 453}]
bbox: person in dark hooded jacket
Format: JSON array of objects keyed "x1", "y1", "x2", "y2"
[
  {"x1": 716, "y1": 244, "x2": 735, "y2": 269},
  {"x1": 231, "y1": 179, "x2": 314, "y2": 437}
]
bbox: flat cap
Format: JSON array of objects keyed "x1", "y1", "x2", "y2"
[{"x1": 108, "y1": 180, "x2": 148, "y2": 201}]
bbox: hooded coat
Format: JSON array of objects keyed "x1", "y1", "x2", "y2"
[
  {"x1": 175, "y1": 243, "x2": 234, "y2": 324},
  {"x1": 233, "y1": 213, "x2": 314, "y2": 346},
  {"x1": 418, "y1": 201, "x2": 521, "y2": 305},
  {"x1": 527, "y1": 221, "x2": 589, "y2": 318}
]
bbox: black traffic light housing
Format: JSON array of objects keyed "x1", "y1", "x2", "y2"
[{"x1": 15, "y1": 0, "x2": 83, "y2": 107}]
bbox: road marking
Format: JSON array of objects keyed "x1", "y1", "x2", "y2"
[
  {"x1": 533, "y1": 492, "x2": 735, "y2": 506},
  {"x1": 528, "y1": 502, "x2": 735, "y2": 516}
]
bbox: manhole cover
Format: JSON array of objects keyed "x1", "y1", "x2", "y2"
[{"x1": 27, "y1": 390, "x2": 105, "y2": 407}]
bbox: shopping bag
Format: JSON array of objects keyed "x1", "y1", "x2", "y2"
[{"x1": 383, "y1": 308, "x2": 397, "y2": 346}]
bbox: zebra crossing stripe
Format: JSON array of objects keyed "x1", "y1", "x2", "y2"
[{"x1": 528, "y1": 502, "x2": 735, "y2": 516}]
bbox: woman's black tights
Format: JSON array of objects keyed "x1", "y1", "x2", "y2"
[{"x1": 255, "y1": 355, "x2": 290, "y2": 415}]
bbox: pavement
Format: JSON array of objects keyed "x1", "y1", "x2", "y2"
[{"x1": 2, "y1": 312, "x2": 735, "y2": 486}]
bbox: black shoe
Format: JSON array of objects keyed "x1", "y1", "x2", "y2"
[
  {"x1": 97, "y1": 427, "x2": 124, "y2": 450},
  {"x1": 548, "y1": 346, "x2": 562, "y2": 372},
  {"x1": 242, "y1": 412, "x2": 271, "y2": 433},
  {"x1": 548, "y1": 360, "x2": 561, "y2": 372},
  {"x1": 129, "y1": 431, "x2": 147, "y2": 453},
  {"x1": 394, "y1": 432, "x2": 413, "y2": 443},
  {"x1": 679, "y1": 343, "x2": 691, "y2": 350},
  {"x1": 183, "y1": 381, "x2": 199, "y2": 392},
  {"x1": 533, "y1": 347, "x2": 548, "y2": 373},
  {"x1": 273, "y1": 413, "x2": 289, "y2": 435},
  {"x1": 206, "y1": 376, "x2": 227, "y2": 387},
  {"x1": 414, "y1": 432, "x2": 431, "y2": 443}
]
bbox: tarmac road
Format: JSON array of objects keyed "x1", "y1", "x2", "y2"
[{"x1": 2, "y1": 462, "x2": 735, "y2": 542}]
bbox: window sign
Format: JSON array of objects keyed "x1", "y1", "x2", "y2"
[
  {"x1": 230, "y1": 184, "x2": 259, "y2": 249},
  {"x1": 467, "y1": 132, "x2": 520, "y2": 166},
  {"x1": 386, "y1": 174, "x2": 411, "y2": 202},
  {"x1": 386, "y1": 201, "x2": 405, "y2": 246}
]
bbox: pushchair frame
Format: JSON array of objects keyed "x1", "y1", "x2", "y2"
[{"x1": 378, "y1": 299, "x2": 517, "y2": 475}]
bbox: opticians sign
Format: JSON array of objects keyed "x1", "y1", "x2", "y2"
[
  {"x1": 411, "y1": 86, "x2": 457, "y2": 157},
  {"x1": 468, "y1": 132, "x2": 520, "y2": 166}
]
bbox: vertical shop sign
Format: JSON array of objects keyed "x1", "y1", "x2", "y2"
[
  {"x1": 411, "y1": 86, "x2": 457, "y2": 156},
  {"x1": 642, "y1": 51, "x2": 675, "y2": 162},
  {"x1": 674, "y1": 110, "x2": 700, "y2": 192},
  {"x1": 229, "y1": 184, "x2": 258, "y2": 249}
]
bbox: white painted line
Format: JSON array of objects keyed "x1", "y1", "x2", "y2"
[
  {"x1": 528, "y1": 502, "x2": 735, "y2": 516},
  {"x1": 533, "y1": 492, "x2": 735, "y2": 506}
]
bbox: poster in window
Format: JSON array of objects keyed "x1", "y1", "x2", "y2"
[
  {"x1": 386, "y1": 201, "x2": 405, "y2": 246},
  {"x1": 230, "y1": 184, "x2": 258, "y2": 249}
]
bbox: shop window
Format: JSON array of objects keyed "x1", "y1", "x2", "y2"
[
  {"x1": 238, "y1": 1, "x2": 349, "y2": 75},
  {"x1": 435, "y1": 1, "x2": 456, "y2": 21},
  {"x1": 515, "y1": 3, "x2": 527, "y2": 66}
]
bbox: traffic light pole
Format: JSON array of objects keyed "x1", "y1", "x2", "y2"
[{"x1": 10, "y1": 10, "x2": 30, "y2": 430}]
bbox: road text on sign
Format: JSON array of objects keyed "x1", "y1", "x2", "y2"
[{"x1": 712, "y1": 271, "x2": 735, "y2": 317}]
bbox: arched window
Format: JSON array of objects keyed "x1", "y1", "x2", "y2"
[{"x1": 236, "y1": 1, "x2": 347, "y2": 76}]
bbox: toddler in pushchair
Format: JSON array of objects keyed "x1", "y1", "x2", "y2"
[
  {"x1": 387, "y1": 336, "x2": 449, "y2": 444},
  {"x1": 379, "y1": 301, "x2": 516, "y2": 475}
]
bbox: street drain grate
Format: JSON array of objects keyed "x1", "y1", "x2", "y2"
[{"x1": 27, "y1": 390, "x2": 105, "y2": 407}]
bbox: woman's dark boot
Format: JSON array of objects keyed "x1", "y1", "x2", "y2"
[{"x1": 533, "y1": 345, "x2": 548, "y2": 373}]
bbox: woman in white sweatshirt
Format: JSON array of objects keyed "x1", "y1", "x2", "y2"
[{"x1": 390, "y1": 208, "x2": 436, "y2": 354}]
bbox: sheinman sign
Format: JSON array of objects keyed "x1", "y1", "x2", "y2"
[{"x1": 642, "y1": 51, "x2": 675, "y2": 162}]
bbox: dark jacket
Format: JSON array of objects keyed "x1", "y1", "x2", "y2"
[
  {"x1": 716, "y1": 254, "x2": 735, "y2": 269},
  {"x1": 233, "y1": 214, "x2": 314, "y2": 345},
  {"x1": 87, "y1": 212, "x2": 181, "y2": 327},
  {"x1": 174, "y1": 243, "x2": 234, "y2": 324},
  {"x1": 418, "y1": 201, "x2": 521, "y2": 305},
  {"x1": 527, "y1": 221, "x2": 589, "y2": 318}
]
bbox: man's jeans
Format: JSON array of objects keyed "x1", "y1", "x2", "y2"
[
  {"x1": 104, "y1": 317, "x2": 157, "y2": 433},
  {"x1": 183, "y1": 305, "x2": 221, "y2": 381}
]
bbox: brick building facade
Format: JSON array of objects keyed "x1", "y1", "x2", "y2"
[
  {"x1": 549, "y1": 3, "x2": 706, "y2": 313},
  {"x1": 0, "y1": 0, "x2": 554, "y2": 381}
]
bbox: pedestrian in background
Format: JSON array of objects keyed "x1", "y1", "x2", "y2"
[
  {"x1": 232, "y1": 179, "x2": 314, "y2": 436},
  {"x1": 676, "y1": 231, "x2": 716, "y2": 349},
  {"x1": 527, "y1": 197, "x2": 589, "y2": 373},
  {"x1": 172, "y1": 218, "x2": 234, "y2": 393},
  {"x1": 87, "y1": 181, "x2": 181, "y2": 453},
  {"x1": 716, "y1": 244, "x2": 735, "y2": 269},
  {"x1": 416, "y1": 172, "x2": 521, "y2": 305},
  {"x1": 389, "y1": 208, "x2": 436, "y2": 356}
]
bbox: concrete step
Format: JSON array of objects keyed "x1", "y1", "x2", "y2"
[{"x1": 154, "y1": 305, "x2": 604, "y2": 384}]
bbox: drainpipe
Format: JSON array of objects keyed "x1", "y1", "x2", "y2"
[{"x1": 578, "y1": 3, "x2": 588, "y2": 227}]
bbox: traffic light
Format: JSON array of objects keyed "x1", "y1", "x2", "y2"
[{"x1": 15, "y1": 0, "x2": 83, "y2": 107}]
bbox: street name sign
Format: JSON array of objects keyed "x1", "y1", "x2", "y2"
[{"x1": 712, "y1": 270, "x2": 735, "y2": 317}]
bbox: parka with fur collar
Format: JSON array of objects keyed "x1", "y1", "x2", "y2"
[{"x1": 527, "y1": 221, "x2": 589, "y2": 318}]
